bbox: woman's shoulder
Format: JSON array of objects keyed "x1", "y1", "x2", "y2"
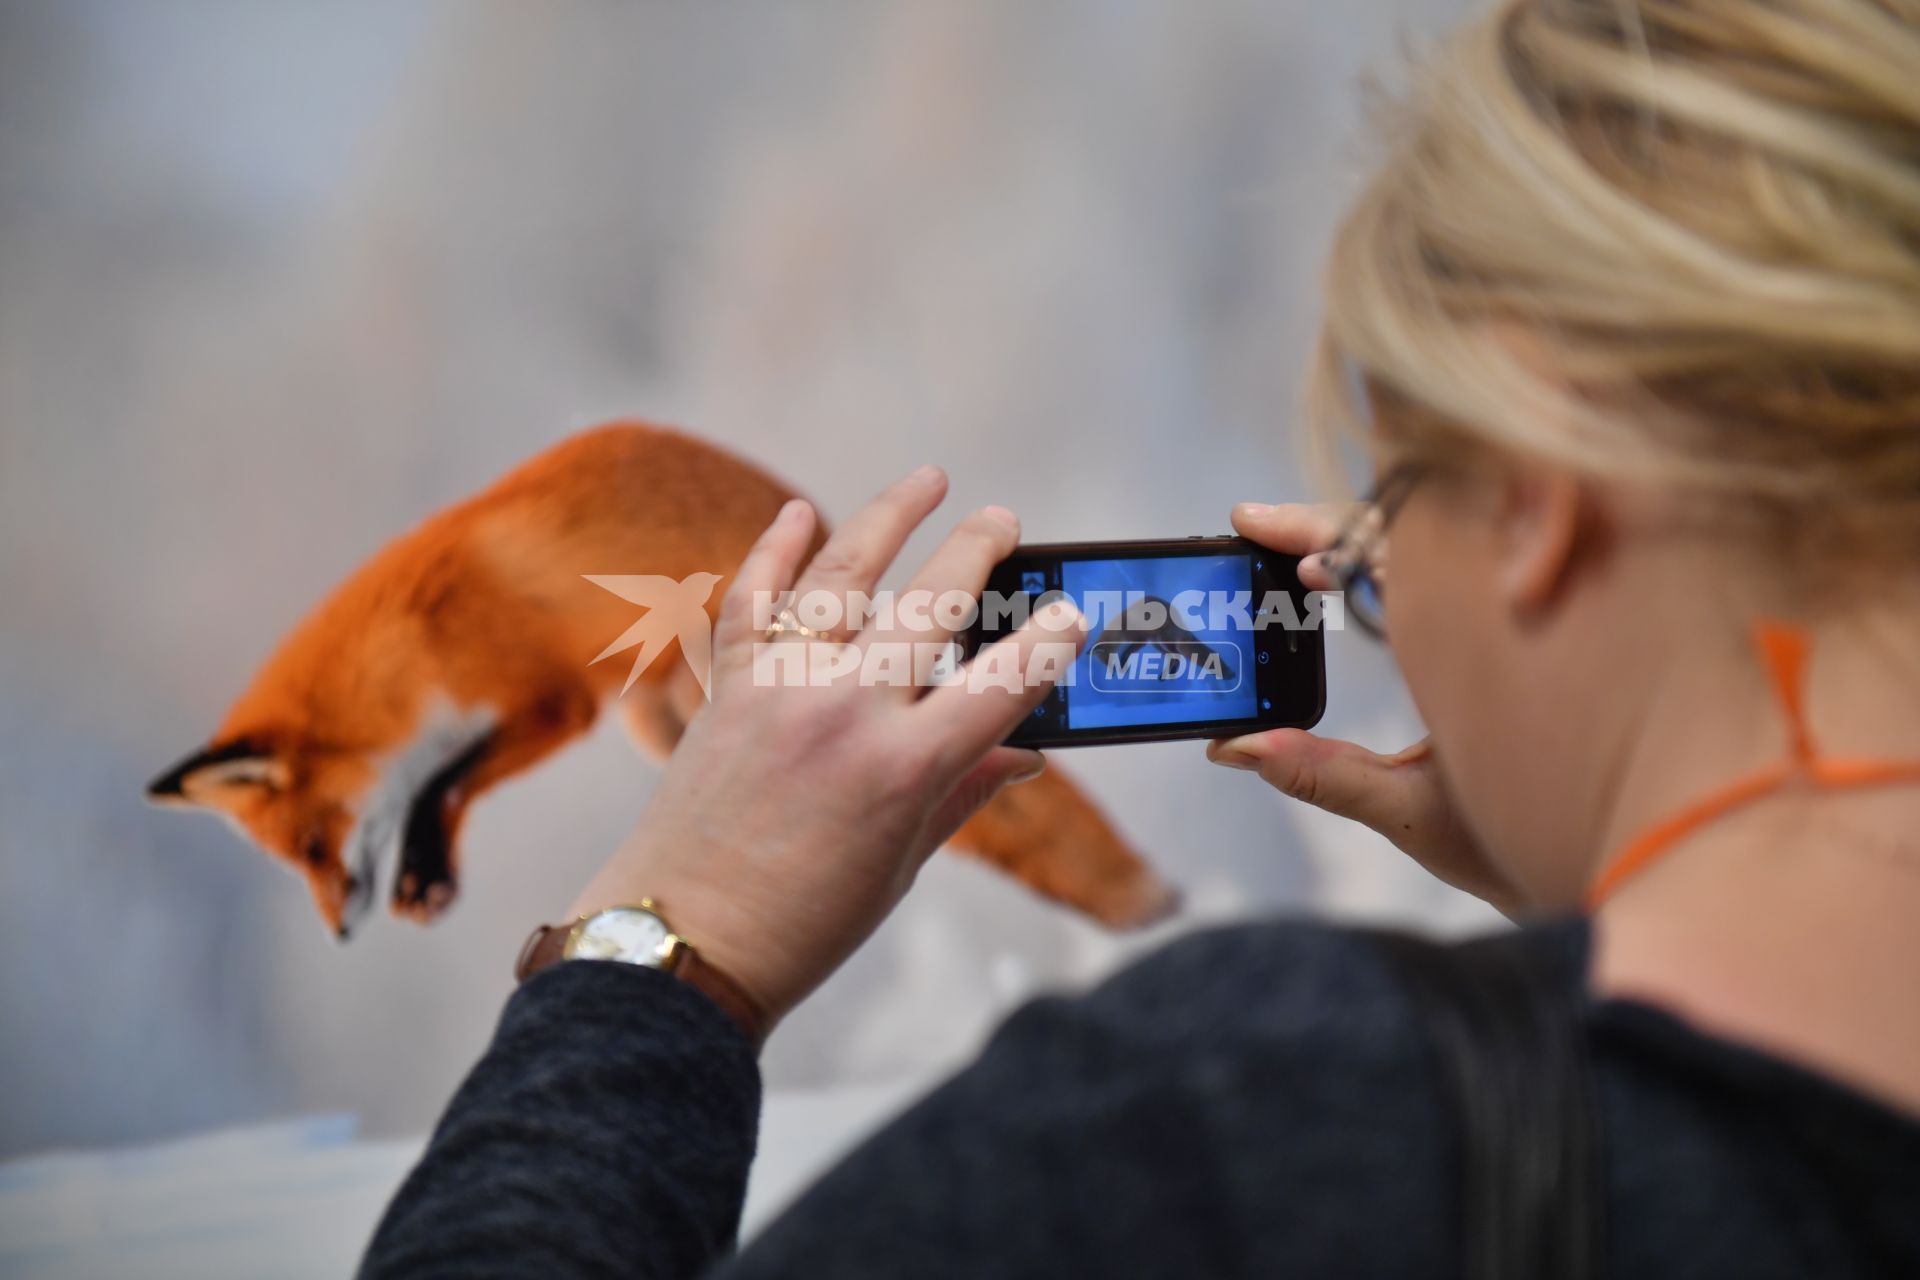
[
  {"x1": 972, "y1": 914, "x2": 1521, "y2": 1128},
  {"x1": 1011, "y1": 914, "x2": 1590, "y2": 1118},
  {"x1": 935, "y1": 917, "x2": 1479, "y2": 1272},
  {"x1": 1072, "y1": 913, "x2": 1564, "y2": 1059}
]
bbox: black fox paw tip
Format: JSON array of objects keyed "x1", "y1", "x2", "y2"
[{"x1": 392, "y1": 871, "x2": 458, "y2": 922}]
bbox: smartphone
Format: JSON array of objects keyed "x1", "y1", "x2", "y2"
[{"x1": 966, "y1": 536, "x2": 1327, "y2": 748}]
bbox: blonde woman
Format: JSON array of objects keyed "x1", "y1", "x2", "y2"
[{"x1": 363, "y1": 1, "x2": 1920, "y2": 1275}]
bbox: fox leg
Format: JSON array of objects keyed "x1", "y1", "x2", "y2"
[
  {"x1": 390, "y1": 737, "x2": 488, "y2": 921},
  {"x1": 392, "y1": 682, "x2": 599, "y2": 922},
  {"x1": 614, "y1": 663, "x2": 706, "y2": 762},
  {"x1": 616, "y1": 688, "x2": 687, "y2": 761},
  {"x1": 946, "y1": 766, "x2": 1178, "y2": 929}
]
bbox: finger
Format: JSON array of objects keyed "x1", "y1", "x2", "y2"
[
  {"x1": 1205, "y1": 728, "x2": 1432, "y2": 834},
  {"x1": 715, "y1": 498, "x2": 819, "y2": 655},
  {"x1": 870, "y1": 504, "x2": 1021, "y2": 657},
  {"x1": 1231, "y1": 500, "x2": 1353, "y2": 584},
  {"x1": 1229, "y1": 500, "x2": 1346, "y2": 551},
  {"x1": 915, "y1": 747, "x2": 1047, "y2": 864},
  {"x1": 910, "y1": 598, "x2": 1086, "y2": 778},
  {"x1": 790, "y1": 465, "x2": 949, "y2": 626},
  {"x1": 1294, "y1": 552, "x2": 1341, "y2": 592},
  {"x1": 1231, "y1": 503, "x2": 1348, "y2": 590}
]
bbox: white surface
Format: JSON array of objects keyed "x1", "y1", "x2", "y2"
[
  {"x1": 0, "y1": 1075, "x2": 938, "y2": 1280},
  {"x1": 0, "y1": 1118, "x2": 417, "y2": 1280}
]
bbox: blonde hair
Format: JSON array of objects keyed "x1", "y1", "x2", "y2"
[{"x1": 1311, "y1": 0, "x2": 1920, "y2": 558}]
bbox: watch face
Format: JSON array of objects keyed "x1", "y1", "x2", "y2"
[{"x1": 568, "y1": 907, "x2": 672, "y2": 966}]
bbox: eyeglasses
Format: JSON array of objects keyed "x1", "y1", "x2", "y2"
[{"x1": 1321, "y1": 462, "x2": 1430, "y2": 640}]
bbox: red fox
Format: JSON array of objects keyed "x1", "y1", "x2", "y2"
[{"x1": 148, "y1": 423, "x2": 1176, "y2": 938}]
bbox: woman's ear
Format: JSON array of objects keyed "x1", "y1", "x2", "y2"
[
  {"x1": 1494, "y1": 463, "x2": 1597, "y2": 618},
  {"x1": 147, "y1": 740, "x2": 289, "y2": 807}
]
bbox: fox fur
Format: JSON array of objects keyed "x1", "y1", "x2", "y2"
[{"x1": 149, "y1": 423, "x2": 1175, "y2": 938}]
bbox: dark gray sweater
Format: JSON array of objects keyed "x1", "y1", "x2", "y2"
[{"x1": 359, "y1": 918, "x2": 1920, "y2": 1278}]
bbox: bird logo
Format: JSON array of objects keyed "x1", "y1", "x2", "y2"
[{"x1": 584, "y1": 572, "x2": 725, "y2": 698}]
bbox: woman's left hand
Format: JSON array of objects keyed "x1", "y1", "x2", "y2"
[
  {"x1": 1210, "y1": 500, "x2": 1523, "y2": 917},
  {"x1": 566, "y1": 467, "x2": 1085, "y2": 1030}
]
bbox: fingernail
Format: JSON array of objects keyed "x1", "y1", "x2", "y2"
[
  {"x1": 982, "y1": 504, "x2": 1018, "y2": 530},
  {"x1": 1208, "y1": 735, "x2": 1264, "y2": 770},
  {"x1": 780, "y1": 498, "x2": 810, "y2": 521},
  {"x1": 909, "y1": 463, "x2": 944, "y2": 486},
  {"x1": 1299, "y1": 552, "x2": 1324, "y2": 575},
  {"x1": 1010, "y1": 754, "x2": 1047, "y2": 783},
  {"x1": 1234, "y1": 502, "x2": 1272, "y2": 517}
]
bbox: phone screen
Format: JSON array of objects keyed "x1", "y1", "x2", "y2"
[{"x1": 972, "y1": 537, "x2": 1326, "y2": 748}]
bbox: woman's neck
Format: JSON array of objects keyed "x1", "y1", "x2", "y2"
[{"x1": 1585, "y1": 602, "x2": 1920, "y2": 1116}]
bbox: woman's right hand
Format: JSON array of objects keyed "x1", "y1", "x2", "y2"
[
  {"x1": 1206, "y1": 501, "x2": 1526, "y2": 917},
  {"x1": 565, "y1": 470, "x2": 1086, "y2": 1031}
]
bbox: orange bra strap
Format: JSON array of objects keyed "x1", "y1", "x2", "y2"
[
  {"x1": 1582, "y1": 621, "x2": 1920, "y2": 911},
  {"x1": 1756, "y1": 621, "x2": 1815, "y2": 766}
]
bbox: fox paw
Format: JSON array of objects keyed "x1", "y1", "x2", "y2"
[
  {"x1": 1084, "y1": 873, "x2": 1182, "y2": 930},
  {"x1": 392, "y1": 870, "x2": 459, "y2": 923}
]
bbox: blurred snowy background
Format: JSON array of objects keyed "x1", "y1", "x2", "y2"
[{"x1": 0, "y1": 0, "x2": 1496, "y2": 1264}]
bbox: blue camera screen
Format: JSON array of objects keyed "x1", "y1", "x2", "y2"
[{"x1": 1053, "y1": 554, "x2": 1259, "y2": 731}]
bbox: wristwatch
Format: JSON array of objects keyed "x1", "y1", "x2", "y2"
[{"x1": 514, "y1": 900, "x2": 769, "y2": 1048}]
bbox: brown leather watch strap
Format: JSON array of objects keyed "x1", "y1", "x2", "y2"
[
  {"x1": 513, "y1": 918, "x2": 770, "y2": 1050},
  {"x1": 670, "y1": 947, "x2": 770, "y2": 1050}
]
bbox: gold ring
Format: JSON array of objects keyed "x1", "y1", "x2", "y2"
[{"x1": 764, "y1": 607, "x2": 835, "y2": 642}]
